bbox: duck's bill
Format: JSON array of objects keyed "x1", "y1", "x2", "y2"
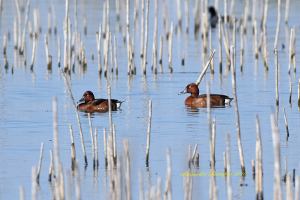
[
  {"x1": 77, "y1": 97, "x2": 85, "y2": 104},
  {"x1": 178, "y1": 88, "x2": 187, "y2": 95}
]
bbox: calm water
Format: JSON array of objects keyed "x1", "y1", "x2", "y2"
[{"x1": 0, "y1": 0, "x2": 300, "y2": 199}]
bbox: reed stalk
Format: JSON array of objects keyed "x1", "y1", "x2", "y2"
[
  {"x1": 253, "y1": 20, "x2": 259, "y2": 59},
  {"x1": 96, "y1": 25, "x2": 102, "y2": 75},
  {"x1": 296, "y1": 176, "x2": 300, "y2": 200},
  {"x1": 274, "y1": 0, "x2": 281, "y2": 49},
  {"x1": 69, "y1": 124, "x2": 76, "y2": 171},
  {"x1": 44, "y1": 35, "x2": 52, "y2": 70},
  {"x1": 31, "y1": 166, "x2": 38, "y2": 200},
  {"x1": 152, "y1": 0, "x2": 158, "y2": 74},
  {"x1": 159, "y1": 35, "x2": 163, "y2": 73},
  {"x1": 286, "y1": 173, "x2": 293, "y2": 200},
  {"x1": 62, "y1": 73, "x2": 88, "y2": 166},
  {"x1": 270, "y1": 113, "x2": 282, "y2": 200},
  {"x1": 176, "y1": 0, "x2": 182, "y2": 30},
  {"x1": 13, "y1": 19, "x2": 18, "y2": 49},
  {"x1": 142, "y1": 0, "x2": 150, "y2": 75},
  {"x1": 209, "y1": 29, "x2": 214, "y2": 74},
  {"x1": 168, "y1": 23, "x2": 174, "y2": 73},
  {"x1": 30, "y1": 33, "x2": 37, "y2": 70},
  {"x1": 113, "y1": 35, "x2": 118, "y2": 75},
  {"x1": 94, "y1": 128, "x2": 99, "y2": 169},
  {"x1": 164, "y1": 149, "x2": 172, "y2": 200},
  {"x1": 19, "y1": 186, "x2": 25, "y2": 200},
  {"x1": 223, "y1": 152, "x2": 227, "y2": 174},
  {"x1": 255, "y1": 115, "x2": 263, "y2": 200},
  {"x1": 251, "y1": 159, "x2": 255, "y2": 179},
  {"x1": 63, "y1": 0, "x2": 70, "y2": 73},
  {"x1": 195, "y1": 49, "x2": 215, "y2": 86},
  {"x1": 288, "y1": 28, "x2": 296, "y2": 73},
  {"x1": 283, "y1": 108, "x2": 289, "y2": 141},
  {"x1": 88, "y1": 113, "x2": 95, "y2": 168},
  {"x1": 146, "y1": 99, "x2": 152, "y2": 167},
  {"x1": 140, "y1": 0, "x2": 145, "y2": 59},
  {"x1": 226, "y1": 133, "x2": 232, "y2": 199},
  {"x1": 218, "y1": 19, "x2": 223, "y2": 73},
  {"x1": 14, "y1": 0, "x2": 21, "y2": 52},
  {"x1": 231, "y1": 46, "x2": 246, "y2": 175},
  {"x1": 36, "y1": 142, "x2": 44, "y2": 184},
  {"x1": 123, "y1": 140, "x2": 131, "y2": 200},
  {"x1": 48, "y1": 150, "x2": 53, "y2": 182},
  {"x1": 103, "y1": 128, "x2": 108, "y2": 168},
  {"x1": 57, "y1": 35, "x2": 61, "y2": 67},
  {"x1": 285, "y1": 0, "x2": 290, "y2": 24},
  {"x1": 185, "y1": 0, "x2": 190, "y2": 34},
  {"x1": 274, "y1": 48, "x2": 279, "y2": 106},
  {"x1": 240, "y1": 24, "x2": 244, "y2": 71}
]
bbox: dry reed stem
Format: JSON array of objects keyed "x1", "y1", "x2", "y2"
[
  {"x1": 62, "y1": 73, "x2": 88, "y2": 166},
  {"x1": 94, "y1": 128, "x2": 99, "y2": 169},
  {"x1": 69, "y1": 124, "x2": 76, "y2": 171},
  {"x1": 298, "y1": 79, "x2": 300, "y2": 107},
  {"x1": 168, "y1": 23, "x2": 174, "y2": 73},
  {"x1": 123, "y1": 140, "x2": 131, "y2": 200},
  {"x1": 63, "y1": 0, "x2": 70, "y2": 72},
  {"x1": 140, "y1": 0, "x2": 145, "y2": 59},
  {"x1": 48, "y1": 150, "x2": 53, "y2": 182},
  {"x1": 226, "y1": 133, "x2": 232, "y2": 200},
  {"x1": 270, "y1": 113, "x2": 282, "y2": 200},
  {"x1": 164, "y1": 149, "x2": 172, "y2": 200},
  {"x1": 274, "y1": 48, "x2": 279, "y2": 106},
  {"x1": 231, "y1": 46, "x2": 246, "y2": 175},
  {"x1": 218, "y1": 19, "x2": 223, "y2": 73},
  {"x1": 142, "y1": 0, "x2": 150, "y2": 75},
  {"x1": 286, "y1": 173, "x2": 293, "y2": 200},
  {"x1": 36, "y1": 142, "x2": 44, "y2": 184},
  {"x1": 255, "y1": 115, "x2": 263, "y2": 200},
  {"x1": 96, "y1": 25, "x2": 102, "y2": 75},
  {"x1": 113, "y1": 36, "x2": 118, "y2": 75},
  {"x1": 195, "y1": 49, "x2": 215, "y2": 86},
  {"x1": 185, "y1": 0, "x2": 190, "y2": 34},
  {"x1": 20, "y1": 0, "x2": 30, "y2": 55},
  {"x1": 19, "y1": 186, "x2": 25, "y2": 200},
  {"x1": 159, "y1": 35, "x2": 163, "y2": 73},
  {"x1": 152, "y1": 0, "x2": 158, "y2": 74},
  {"x1": 274, "y1": 0, "x2": 281, "y2": 49},
  {"x1": 283, "y1": 108, "x2": 289, "y2": 141},
  {"x1": 88, "y1": 113, "x2": 95, "y2": 167},
  {"x1": 223, "y1": 151, "x2": 227, "y2": 174},
  {"x1": 103, "y1": 128, "x2": 108, "y2": 168},
  {"x1": 295, "y1": 176, "x2": 300, "y2": 200},
  {"x1": 31, "y1": 166, "x2": 38, "y2": 200},
  {"x1": 285, "y1": 0, "x2": 290, "y2": 24},
  {"x1": 146, "y1": 99, "x2": 152, "y2": 167}
]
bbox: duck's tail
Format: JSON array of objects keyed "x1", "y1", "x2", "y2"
[{"x1": 225, "y1": 97, "x2": 234, "y2": 105}]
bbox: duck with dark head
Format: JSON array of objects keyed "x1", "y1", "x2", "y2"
[
  {"x1": 180, "y1": 83, "x2": 233, "y2": 108},
  {"x1": 77, "y1": 91, "x2": 123, "y2": 113}
]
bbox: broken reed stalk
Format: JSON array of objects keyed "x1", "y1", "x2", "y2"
[
  {"x1": 164, "y1": 149, "x2": 172, "y2": 200},
  {"x1": 195, "y1": 49, "x2": 215, "y2": 86},
  {"x1": 126, "y1": 0, "x2": 132, "y2": 75},
  {"x1": 218, "y1": 19, "x2": 223, "y2": 73},
  {"x1": 103, "y1": 128, "x2": 108, "y2": 167},
  {"x1": 253, "y1": 20, "x2": 259, "y2": 59},
  {"x1": 255, "y1": 115, "x2": 263, "y2": 200},
  {"x1": 146, "y1": 99, "x2": 152, "y2": 167},
  {"x1": 209, "y1": 29, "x2": 214, "y2": 73},
  {"x1": 14, "y1": 0, "x2": 21, "y2": 51},
  {"x1": 270, "y1": 113, "x2": 282, "y2": 200},
  {"x1": 274, "y1": 48, "x2": 279, "y2": 106},
  {"x1": 211, "y1": 118, "x2": 216, "y2": 169},
  {"x1": 69, "y1": 124, "x2": 76, "y2": 171},
  {"x1": 31, "y1": 166, "x2": 38, "y2": 200},
  {"x1": 57, "y1": 36, "x2": 61, "y2": 67},
  {"x1": 123, "y1": 140, "x2": 131, "y2": 200},
  {"x1": 283, "y1": 108, "x2": 289, "y2": 141},
  {"x1": 168, "y1": 23, "x2": 174, "y2": 73},
  {"x1": 226, "y1": 133, "x2": 232, "y2": 200},
  {"x1": 231, "y1": 46, "x2": 246, "y2": 175},
  {"x1": 94, "y1": 128, "x2": 99, "y2": 169},
  {"x1": 240, "y1": 24, "x2": 244, "y2": 70},
  {"x1": 221, "y1": 23, "x2": 230, "y2": 63},
  {"x1": 30, "y1": 34, "x2": 37, "y2": 70},
  {"x1": 88, "y1": 113, "x2": 95, "y2": 168},
  {"x1": 159, "y1": 35, "x2": 163, "y2": 73},
  {"x1": 286, "y1": 173, "x2": 293, "y2": 200},
  {"x1": 36, "y1": 142, "x2": 44, "y2": 184},
  {"x1": 152, "y1": 0, "x2": 158, "y2": 74},
  {"x1": 13, "y1": 19, "x2": 18, "y2": 49},
  {"x1": 104, "y1": 31, "x2": 110, "y2": 77},
  {"x1": 19, "y1": 186, "x2": 25, "y2": 200},
  {"x1": 96, "y1": 25, "x2": 102, "y2": 75},
  {"x1": 140, "y1": 0, "x2": 145, "y2": 59},
  {"x1": 63, "y1": 0, "x2": 70, "y2": 73},
  {"x1": 285, "y1": 0, "x2": 290, "y2": 24},
  {"x1": 44, "y1": 35, "x2": 52, "y2": 70},
  {"x1": 20, "y1": 0, "x2": 30, "y2": 56},
  {"x1": 274, "y1": 0, "x2": 281, "y2": 49},
  {"x1": 62, "y1": 73, "x2": 88, "y2": 166},
  {"x1": 288, "y1": 28, "x2": 296, "y2": 73},
  {"x1": 184, "y1": 0, "x2": 189, "y2": 33},
  {"x1": 296, "y1": 176, "x2": 300, "y2": 200},
  {"x1": 48, "y1": 150, "x2": 53, "y2": 182},
  {"x1": 2, "y1": 33, "x2": 7, "y2": 55},
  {"x1": 142, "y1": 0, "x2": 150, "y2": 75},
  {"x1": 113, "y1": 36, "x2": 118, "y2": 75},
  {"x1": 289, "y1": 75, "x2": 292, "y2": 104},
  {"x1": 223, "y1": 151, "x2": 227, "y2": 173},
  {"x1": 176, "y1": 0, "x2": 182, "y2": 30}
]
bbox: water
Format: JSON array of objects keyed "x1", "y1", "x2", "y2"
[{"x1": 0, "y1": 0, "x2": 300, "y2": 199}]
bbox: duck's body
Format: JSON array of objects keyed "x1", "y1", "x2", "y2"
[
  {"x1": 181, "y1": 83, "x2": 233, "y2": 108},
  {"x1": 77, "y1": 91, "x2": 122, "y2": 113}
]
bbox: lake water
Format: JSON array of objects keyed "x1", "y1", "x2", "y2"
[{"x1": 0, "y1": 0, "x2": 300, "y2": 199}]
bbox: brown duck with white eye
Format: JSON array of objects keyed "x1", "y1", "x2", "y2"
[
  {"x1": 77, "y1": 91, "x2": 123, "y2": 113},
  {"x1": 180, "y1": 83, "x2": 233, "y2": 108}
]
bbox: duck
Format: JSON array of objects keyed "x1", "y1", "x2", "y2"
[
  {"x1": 208, "y1": 6, "x2": 219, "y2": 28},
  {"x1": 180, "y1": 83, "x2": 233, "y2": 108},
  {"x1": 77, "y1": 91, "x2": 123, "y2": 113}
]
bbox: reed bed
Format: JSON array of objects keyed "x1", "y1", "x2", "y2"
[{"x1": 0, "y1": 0, "x2": 299, "y2": 199}]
